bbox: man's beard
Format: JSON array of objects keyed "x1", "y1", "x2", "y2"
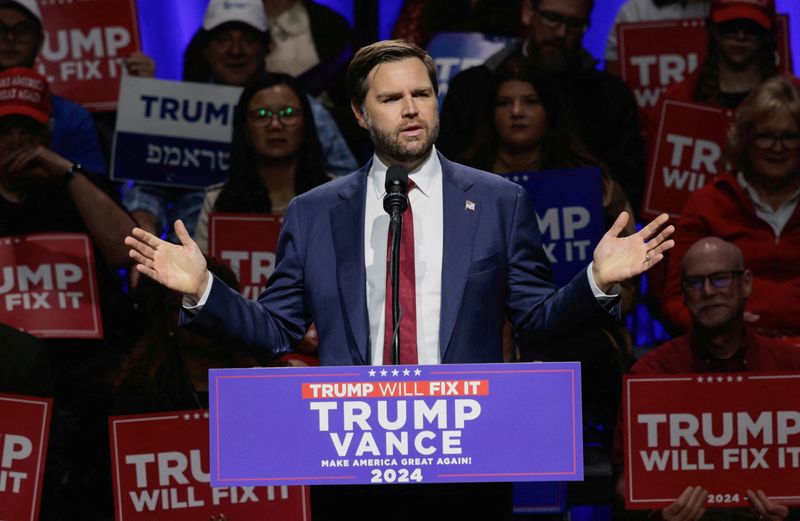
[
  {"x1": 526, "y1": 38, "x2": 580, "y2": 74},
  {"x1": 364, "y1": 111, "x2": 439, "y2": 165}
]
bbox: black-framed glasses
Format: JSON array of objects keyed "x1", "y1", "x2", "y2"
[
  {"x1": 0, "y1": 22, "x2": 39, "y2": 43},
  {"x1": 534, "y1": 7, "x2": 588, "y2": 34},
  {"x1": 681, "y1": 270, "x2": 744, "y2": 293},
  {"x1": 753, "y1": 132, "x2": 800, "y2": 150},
  {"x1": 247, "y1": 106, "x2": 302, "y2": 127}
]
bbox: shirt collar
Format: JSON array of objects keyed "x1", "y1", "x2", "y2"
[
  {"x1": 369, "y1": 147, "x2": 440, "y2": 200},
  {"x1": 736, "y1": 171, "x2": 800, "y2": 212}
]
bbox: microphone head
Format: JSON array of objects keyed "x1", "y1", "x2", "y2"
[{"x1": 385, "y1": 165, "x2": 409, "y2": 194}]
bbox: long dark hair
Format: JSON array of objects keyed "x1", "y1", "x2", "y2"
[
  {"x1": 213, "y1": 73, "x2": 329, "y2": 213},
  {"x1": 464, "y1": 65, "x2": 603, "y2": 173},
  {"x1": 695, "y1": 19, "x2": 779, "y2": 104}
]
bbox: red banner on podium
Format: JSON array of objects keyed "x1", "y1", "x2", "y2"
[
  {"x1": 618, "y1": 16, "x2": 792, "y2": 120},
  {"x1": 0, "y1": 393, "x2": 53, "y2": 521},
  {"x1": 208, "y1": 213, "x2": 282, "y2": 300},
  {"x1": 623, "y1": 373, "x2": 800, "y2": 510},
  {"x1": 35, "y1": 0, "x2": 141, "y2": 112},
  {"x1": 0, "y1": 233, "x2": 102, "y2": 339},
  {"x1": 642, "y1": 100, "x2": 735, "y2": 219},
  {"x1": 109, "y1": 410, "x2": 310, "y2": 520}
]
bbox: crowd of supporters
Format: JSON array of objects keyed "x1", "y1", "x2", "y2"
[{"x1": 1, "y1": 0, "x2": 798, "y2": 519}]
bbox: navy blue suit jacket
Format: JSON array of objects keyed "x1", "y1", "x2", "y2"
[{"x1": 187, "y1": 153, "x2": 615, "y2": 365}]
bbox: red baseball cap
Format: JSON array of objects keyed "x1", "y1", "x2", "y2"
[
  {"x1": 710, "y1": 0, "x2": 775, "y2": 30},
  {"x1": 0, "y1": 67, "x2": 52, "y2": 124}
]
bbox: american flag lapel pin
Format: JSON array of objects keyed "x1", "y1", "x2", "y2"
[{"x1": 465, "y1": 200, "x2": 476, "y2": 211}]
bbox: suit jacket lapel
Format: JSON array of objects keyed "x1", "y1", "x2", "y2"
[
  {"x1": 438, "y1": 154, "x2": 479, "y2": 361},
  {"x1": 330, "y1": 162, "x2": 371, "y2": 364}
]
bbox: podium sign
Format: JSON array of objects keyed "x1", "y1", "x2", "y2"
[
  {"x1": 208, "y1": 213, "x2": 282, "y2": 300},
  {"x1": 210, "y1": 362, "x2": 583, "y2": 486},
  {"x1": 0, "y1": 393, "x2": 53, "y2": 521},
  {"x1": 642, "y1": 100, "x2": 735, "y2": 219},
  {"x1": 624, "y1": 373, "x2": 800, "y2": 509},
  {"x1": 109, "y1": 410, "x2": 310, "y2": 520}
]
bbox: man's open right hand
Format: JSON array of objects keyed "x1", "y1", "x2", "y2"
[{"x1": 124, "y1": 219, "x2": 208, "y2": 301}]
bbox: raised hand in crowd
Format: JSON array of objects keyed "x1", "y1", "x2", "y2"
[
  {"x1": 592, "y1": 212, "x2": 674, "y2": 292},
  {"x1": 125, "y1": 219, "x2": 209, "y2": 301},
  {"x1": 125, "y1": 51, "x2": 156, "y2": 77}
]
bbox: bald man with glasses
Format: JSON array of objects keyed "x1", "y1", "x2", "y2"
[{"x1": 613, "y1": 236, "x2": 800, "y2": 521}]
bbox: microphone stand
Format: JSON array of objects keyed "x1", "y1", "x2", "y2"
[{"x1": 389, "y1": 209, "x2": 403, "y2": 365}]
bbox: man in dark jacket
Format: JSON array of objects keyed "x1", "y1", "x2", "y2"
[{"x1": 439, "y1": 0, "x2": 647, "y2": 213}]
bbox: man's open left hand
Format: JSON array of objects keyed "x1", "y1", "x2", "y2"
[{"x1": 592, "y1": 212, "x2": 674, "y2": 291}]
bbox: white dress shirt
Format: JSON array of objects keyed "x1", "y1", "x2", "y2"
[{"x1": 365, "y1": 150, "x2": 443, "y2": 365}]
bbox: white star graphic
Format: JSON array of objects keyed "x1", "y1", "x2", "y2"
[
  {"x1": 392, "y1": 369, "x2": 399, "y2": 376},
  {"x1": 193, "y1": 412, "x2": 200, "y2": 419},
  {"x1": 736, "y1": 375, "x2": 744, "y2": 382},
  {"x1": 726, "y1": 376, "x2": 733, "y2": 382},
  {"x1": 380, "y1": 369, "x2": 388, "y2": 377},
  {"x1": 697, "y1": 376, "x2": 704, "y2": 383},
  {"x1": 183, "y1": 413, "x2": 191, "y2": 420},
  {"x1": 368, "y1": 369, "x2": 376, "y2": 377},
  {"x1": 414, "y1": 368, "x2": 422, "y2": 376},
  {"x1": 203, "y1": 412, "x2": 209, "y2": 419},
  {"x1": 716, "y1": 376, "x2": 723, "y2": 383},
  {"x1": 403, "y1": 369, "x2": 411, "y2": 376}
]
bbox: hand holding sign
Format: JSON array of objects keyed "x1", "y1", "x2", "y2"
[
  {"x1": 591, "y1": 212, "x2": 675, "y2": 292},
  {"x1": 125, "y1": 220, "x2": 209, "y2": 301},
  {"x1": 659, "y1": 486, "x2": 707, "y2": 521},
  {"x1": 747, "y1": 489, "x2": 789, "y2": 521}
]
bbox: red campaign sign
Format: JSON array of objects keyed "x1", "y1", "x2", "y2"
[
  {"x1": 642, "y1": 100, "x2": 735, "y2": 220},
  {"x1": 208, "y1": 213, "x2": 282, "y2": 300},
  {"x1": 618, "y1": 16, "x2": 792, "y2": 116},
  {"x1": 0, "y1": 233, "x2": 103, "y2": 339},
  {"x1": 0, "y1": 393, "x2": 53, "y2": 521},
  {"x1": 109, "y1": 410, "x2": 310, "y2": 520},
  {"x1": 35, "y1": 0, "x2": 141, "y2": 112},
  {"x1": 623, "y1": 373, "x2": 800, "y2": 510}
]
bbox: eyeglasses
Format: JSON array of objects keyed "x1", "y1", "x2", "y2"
[
  {"x1": 681, "y1": 270, "x2": 744, "y2": 293},
  {"x1": 753, "y1": 132, "x2": 800, "y2": 150},
  {"x1": 534, "y1": 8, "x2": 588, "y2": 34},
  {"x1": 247, "y1": 106, "x2": 302, "y2": 127},
  {"x1": 0, "y1": 22, "x2": 39, "y2": 43}
]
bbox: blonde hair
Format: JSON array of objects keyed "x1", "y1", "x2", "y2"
[{"x1": 726, "y1": 76, "x2": 800, "y2": 173}]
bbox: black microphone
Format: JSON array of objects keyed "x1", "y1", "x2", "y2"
[{"x1": 383, "y1": 165, "x2": 409, "y2": 217}]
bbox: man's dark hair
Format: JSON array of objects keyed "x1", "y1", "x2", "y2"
[
  {"x1": 529, "y1": 0, "x2": 595, "y2": 13},
  {"x1": 345, "y1": 39, "x2": 438, "y2": 108}
]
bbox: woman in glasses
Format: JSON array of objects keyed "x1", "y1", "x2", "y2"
[
  {"x1": 194, "y1": 72, "x2": 330, "y2": 253},
  {"x1": 662, "y1": 76, "x2": 800, "y2": 343}
]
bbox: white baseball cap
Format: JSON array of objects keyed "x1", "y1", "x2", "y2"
[
  {"x1": 3, "y1": 0, "x2": 43, "y2": 24},
  {"x1": 202, "y1": 0, "x2": 268, "y2": 33}
]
